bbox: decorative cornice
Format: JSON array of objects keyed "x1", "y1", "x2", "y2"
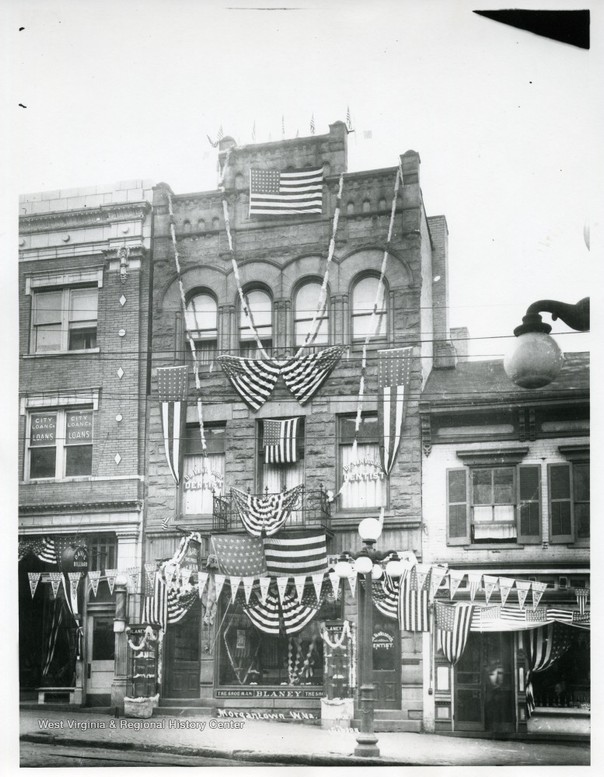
[
  {"x1": 19, "y1": 202, "x2": 151, "y2": 235},
  {"x1": 19, "y1": 499, "x2": 143, "y2": 515},
  {"x1": 456, "y1": 447, "x2": 530, "y2": 467}
]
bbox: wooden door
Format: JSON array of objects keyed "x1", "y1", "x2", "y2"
[
  {"x1": 86, "y1": 613, "x2": 115, "y2": 699},
  {"x1": 164, "y1": 603, "x2": 201, "y2": 699},
  {"x1": 372, "y1": 609, "x2": 401, "y2": 710}
]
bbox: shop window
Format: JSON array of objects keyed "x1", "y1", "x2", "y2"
[
  {"x1": 549, "y1": 462, "x2": 590, "y2": 543},
  {"x1": 351, "y1": 275, "x2": 387, "y2": 341},
  {"x1": 181, "y1": 424, "x2": 225, "y2": 515},
  {"x1": 338, "y1": 415, "x2": 386, "y2": 510},
  {"x1": 446, "y1": 465, "x2": 541, "y2": 545},
  {"x1": 218, "y1": 596, "x2": 339, "y2": 687},
  {"x1": 185, "y1": 292, "x2": 218, "y2": 364},
  {"x1": 31, "y1": 286, "x2": 98, "y2": 353},
  {"x1": 294, "y1": 281, "x2": 328, "y2": 349},
  {"x1": 26, "y1": 408, "x2": 93, "y2": 480},
  {"x1": 239, "y1": 289, "x2": 272, "y2": 357},
  {"x1": 530, "y1": 628, "x2": 590, "y2": 710}
]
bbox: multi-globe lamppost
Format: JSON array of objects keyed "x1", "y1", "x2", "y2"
[{"x1": 333, "y1": 516, "x2": 410, "y2": 758}]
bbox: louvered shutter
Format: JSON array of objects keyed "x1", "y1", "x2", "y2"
[
  {"x1": 447, "y1": 468, "x2": 470, "y2": 545},
  {"x1": 518, "y1": 465, "x2": 541, "y2": 544}
]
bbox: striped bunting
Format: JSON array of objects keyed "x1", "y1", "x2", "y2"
[
  {"x1": 19, "y1": 537, "x2": 57, "y2": 565},
  {"x1": 243, "y1": 588, "x2": 319, "y2": 635},
  {"x1": 373, "y1": 574, "x2": 402, "y2": 620},
  {"x1": 435, "y1": 601, "x2": 474, "y2": 665},
  {"x1": 167, "y1": 586, "x2": 198, "y2": 624},
  {"x1": 232, "y1": 485, "x2": 303, "y2": 537},
  {"x1": 157, "y1": 366, "x2": 188, "y2": 484},
  {"x1": 399, "y1": 566, "x2": 430, "y2": 632},
  {"x1": 523, "y1": 624, "x2": 574, "y2": 717},
  {"x1": 263, "y1": 531, "x2": 327, "y2": 577},
  {"x1": 143, "y1": 572, "x2": 168, "y2": 630},
  {"x1": 218, "y1": 346, "x2": 343, "y2": 410},
  {"x1": 249, "y1": 167, "x2": 323, "y2": 216}
]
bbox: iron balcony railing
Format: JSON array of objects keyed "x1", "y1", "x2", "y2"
[{"x1": 212, "y1": 485, "x2": 331, "y2": 533}]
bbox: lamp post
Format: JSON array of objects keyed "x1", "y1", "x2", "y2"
[
  {"x1": 333, "y1": 517, "x2": 409, "y2": 758},
  {"x1": 504, "y1": 298, "x2": 590, "y2": 388}
]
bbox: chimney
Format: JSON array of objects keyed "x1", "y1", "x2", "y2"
[{"x1": 450, "y1": 327, "x2": 470, "y2": 362}]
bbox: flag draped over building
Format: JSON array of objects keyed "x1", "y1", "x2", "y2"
[
  {"x1": 218, "y1": 346, "x2": 343, "y2": 410},
  {"x1": 399, "y1": 565, "x2": 429, "y2": 631},
  {"x1": 373, "y1": 574, "x2": 401, "y2": 620},
  {"x1": 523, "y1": 623, "x2": 574, "y2": 716},
  {"x1": 263, "y1": 531, "x2": 327, "y2": 577},
  {"x1": 264, "y1": 418, "x2": 299, "y2": 463},
  {"x1": 157, "y1": 366, "x2": 188, "y2": 485},
  {"x1": 232, "y1": 485, "x2": 303, "y2": 537},
  {"x1": 249, "y1": 167, "x2": 323, "y2": 216},
  {"x1": 435, "y1": 601, "x2": 475, "y2": 664},
  {"x1": 378, "y1": 347, "x2": 412, "y2": 476}
]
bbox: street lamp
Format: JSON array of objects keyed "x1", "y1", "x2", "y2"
[
  {"x1": 504, "y1": 298, "x2": 590, "y2": 388},
  {"x1": 333, "y1": 517, "x2": 410, "y2": 758}
]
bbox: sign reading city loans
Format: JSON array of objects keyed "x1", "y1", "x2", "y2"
[
  {"x1": 66, "y1": 411, "x2": 92, "y2": 442},
  {"x1": 31, "y1": 413, "x2": 56, "y2": 445}
]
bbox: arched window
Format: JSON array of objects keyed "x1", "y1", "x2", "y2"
[
  {"x1": 185, "y1": 292, "x2": 218, "y2": 363},
  {"x1": 240, "y1": 288, "x2": 272, "y2": 357},
  {"x1": 351, "y1": 276, "x2": 387, "y2": 341},
  {"x1": 294, "y1": 281, "x2": 328, "y2": 349}
]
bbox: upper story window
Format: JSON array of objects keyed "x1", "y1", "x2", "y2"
[
  {"x1": 549, "y1": 461, "x2": 590, "y2": 543},
  {"x1": 351, "y1": 276, "x2": 387, "y2": 341},
  {"x1": 26, "y1": 408, "x2": 93, "y2": 480},
  {"x1": 88, "y1": 534, "x2": 118, "y2": 573},
  {"x1": 181, "y1": 424, "x2": 225, "y2": 516},
  {"x1": 31, "y1": 286, "x2": 98, "y2": 353},
  {"x1": 338, "y1": 414, "x2": 387, "y2": 511},
  {"x1": 185, "y1": 292, "x2": 218, "y2": 364},
  {"x1": 240, "y1": 289, "x2": 272, "y2": 358},
  {"x1": 294, "y1": 281, "x2": 328, "y2": 349}
]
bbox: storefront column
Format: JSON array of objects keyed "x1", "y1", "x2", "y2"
[
  {"x1": 111, "y1": 578, "x2": 129, "y2": 710},
  {"x1": 422, "y1": 630, "x2": 435, "y2": 732},
  {"x1": 115, "y1": 526, "x2": 141, "y2": 572}
]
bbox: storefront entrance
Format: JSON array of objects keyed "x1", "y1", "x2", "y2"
[
  {"x1": 454, "y1": 631, "x2": 515, "y2": 733},
  {"x1": 372, "y1": 609, "x2": 401, "y2": 710},
  {"x1": 164, "y1": 603, "x2": 201, "y2": 698},
  {"x1": 86, "y1": 610, "x2": 115, "y2": 704}
]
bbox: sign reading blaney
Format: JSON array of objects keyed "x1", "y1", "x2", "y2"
[{"x1": 215, "y1": 688, "x2": 323, "y2": 699}]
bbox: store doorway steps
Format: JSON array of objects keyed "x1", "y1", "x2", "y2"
[{"x1": 351, "y1": 709, "x2": 422, "y2": 733}]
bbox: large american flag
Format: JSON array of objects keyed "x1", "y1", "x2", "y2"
[
  {"x1": 218, "y1": 346, "x2": 343, "y2": 410},
  {"x1": 210, "y1": 535, "x2": 268, "y2": 577},
  {"x1": 378, "y1": 348, "x2": 412, "y2": 476},
  {"x1": 263, "y1": 531, "x2": 327, "y2": 577},
  {"x1": 157, "y1": 366, "x2": 188, "y2": 484},
  {"x1": 249, "y1": 167, "x2": 323, "y2": 216},
  {"x1": 399, "y1": 566, "x2": 430, "y2": 632},
  {"x1": 264, "y1": 418, "x2": 298, "y2": 464},
  {"x1": 435, "y1": 601, "x2": 474, "y2": 665}
]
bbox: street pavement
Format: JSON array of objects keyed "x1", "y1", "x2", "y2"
[{"x1": 19, "y1": 707, "x2": 590, "y2": 767}]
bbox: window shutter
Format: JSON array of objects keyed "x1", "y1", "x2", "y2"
[
  {"x1": 548, "y1": 463, "x2": 573, "y2": 543},
  {"x1": 517, "y1": 465, "x2": 541, "y2": 544},
  {"x1": 447, "y1": 468, "x2": 470, "y2": 545}
]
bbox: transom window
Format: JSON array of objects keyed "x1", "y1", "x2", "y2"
[
  {"x1": 351, "y1": 276, "x2": 387, "y2": 341},
  {"x1": 31, "y1": 286, "x2": 98, "y2": 353},
  {"x1": 294, "y1": 281, "x2": 328, "y2": 348},
  {"x1": 185, "y1": 292, "x2": 218, "y2": 364},
  {"x1": 27, "y1": 408, "x2": 93, "y2": 480},
  {"x1": 240, "y1": 289, "x2": 272, "y2": 357}
]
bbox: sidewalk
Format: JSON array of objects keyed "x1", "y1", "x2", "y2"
[{"x1": 20, "y1": 708, "x2": 590, "y2": 766}]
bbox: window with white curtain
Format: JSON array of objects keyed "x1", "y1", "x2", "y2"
[
  {"x1": 185, "y1": 292, "x2": 218, "y2": 364},
  {"x1": 338, "y1": 415, "x2": 386, "y2": 510},
  {"x1": 294, "y1": 281, "x2": 328, "y2": 349},
  {"x1": 240, "y1": 289, "x2": 272, "y2": 357},
  {"x1": 351, "y1": 276, "x2": 387, "y2": 341},
  {"x1": 181, "y1": 424, "x2": 225, "y2": 515},
  {"x1": 257, "y1": 418, "x2": 305, "y2": 524}
]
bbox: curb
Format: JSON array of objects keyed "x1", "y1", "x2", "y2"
[{"x1": 21, "y1": 733, "x2": 408, "y2": 766}]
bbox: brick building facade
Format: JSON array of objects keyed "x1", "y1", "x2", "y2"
[
  {"x1": 144, "y1": 122, "x2": 454, "y2": 725},
  {"x1": 18, "y1": 181, "x2": 153, "y2": 706}
]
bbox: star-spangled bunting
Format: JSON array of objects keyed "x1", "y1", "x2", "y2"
[
  {"x1": 157, "y1": 365, "x2": 188, "y2": 485},
  {"x1": 231, "y1": 485, "x2": 303, "y2": 537},
  {"x1": 249, "y1": 166, "x2": 323, "y2": 216},
  {"x1": 264, "y1": 418, "x2": 299, "y2": 463},
  {"x1": 218, "y1": 346, "x2": 343, "y2": 411},
  {"x1": 378, "y1": 348, "x2": 412, "y2": 476}
]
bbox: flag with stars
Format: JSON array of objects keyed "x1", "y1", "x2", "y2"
[
  {"x1": 157, "y1": 365, "x2": 188, "y2": 485},
  {"x1": 435, "y1": 601, "x2": 474, "y2": 665},
  {"x1": 378, "y1": 347, "x2": 412, "y2": 476},
  {"x1": 210, "y1": 535, "x2": 267, "y2": 577},
  {"x1": 249, "y1": 167, "x2": 323, "y2": 216}
]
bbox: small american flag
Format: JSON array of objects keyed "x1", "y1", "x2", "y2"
[
  {"x1": 264, "y1": 418, "x2": 299, "y2": 464},
  {"x1": 435, "y1": 601, "x2": 474, "y2": 664},
  {"x1": 249, "y1": 167, "x2": 323, "y2": 216}
]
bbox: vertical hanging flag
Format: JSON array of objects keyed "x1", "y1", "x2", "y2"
[
  {"x1": 264, "y1": 418, "x2": 299, "y2": 464},
  {"x1": 88, "y1": 570, "x2": 101, "y2": 597},
  {"x1": 28, "y1": 572, "x2": 41, "y2": 598},
  {"x1": 143, "y1": 571, "x2": 167, "y2": 630},
  {"x1": 435, "y1": 601, "x2": 475, "y2": 665},
  {"x1": 399, "y1": 566, "x2": 429, "y2": 632},
  {"x1": 157, "y1": 365, "x2": 188, "y2": 485},
  {"x1": 378, "y1": 348, "x2": 412, "y2": 476},
  {"x1": 249, "y1": 167, "x2": 324, "y2": 216}
]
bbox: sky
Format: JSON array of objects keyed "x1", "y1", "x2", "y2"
[{"x1": 3, "y1": 0, "x2": 601, "y2": 362}]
